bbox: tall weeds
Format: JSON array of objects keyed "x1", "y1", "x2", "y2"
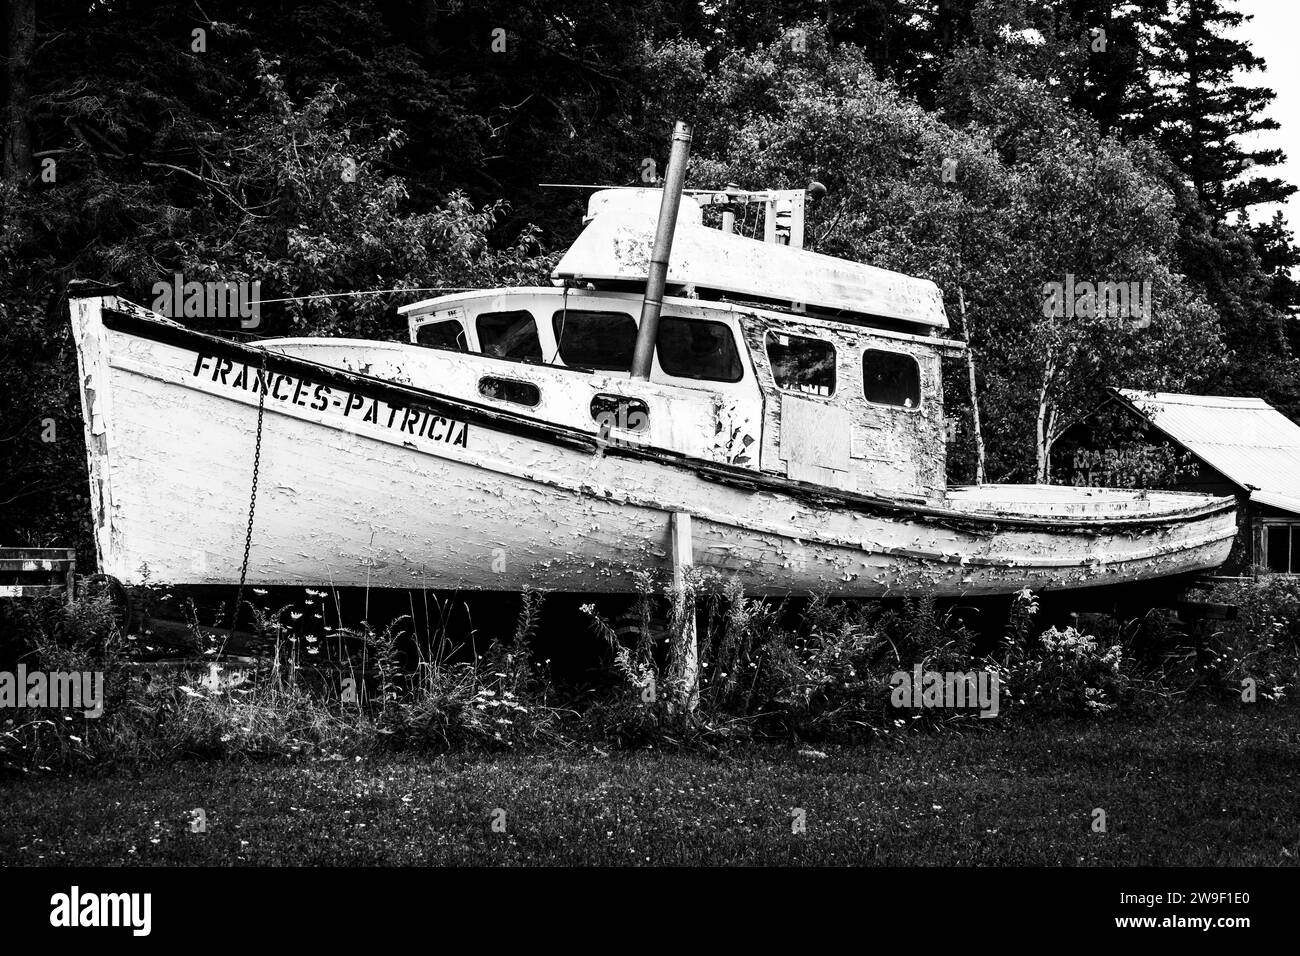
[{"x1": 6, "y1": 572, "x2": 1296, "y2": 773}]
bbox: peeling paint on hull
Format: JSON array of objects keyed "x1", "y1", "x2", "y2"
[{"x1": 70, "y1": 297, "x2": 1238, "y2": 596}]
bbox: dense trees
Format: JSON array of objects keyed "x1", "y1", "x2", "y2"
[
  {"x1": 648, "y1": 28, "x2": 1223, "y2": 481},
  {"x1": 1, "y1": 0, "x2": 1297, "y2": 551}
]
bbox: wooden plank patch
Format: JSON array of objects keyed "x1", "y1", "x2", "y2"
[{"x1": 779, "y1": 395, "x2": 851, "y2": 472}]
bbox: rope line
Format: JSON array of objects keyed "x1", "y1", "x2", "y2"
[{"x1": 248, "y1": 286, "x2": 482, "y2": 306}]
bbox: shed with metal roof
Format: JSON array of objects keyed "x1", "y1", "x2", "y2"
[{"x1": 1054, "y1": 388, "x2": 1300, "y2": 575}]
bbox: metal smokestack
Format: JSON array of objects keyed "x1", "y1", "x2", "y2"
[{"x1": 629, "y1": 121, "x2": 692, "y2": 380}]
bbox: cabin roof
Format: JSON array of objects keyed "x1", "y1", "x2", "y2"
[
  {"x1": 1111, "y1": 388, "x2": 1300, "y2": 514},
  {"x1": 550, "y1": 209, "x2": 949, "y2": 330}
]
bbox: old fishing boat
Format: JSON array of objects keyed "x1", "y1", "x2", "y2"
[{"x1": 70, "y1": 123, "x2": 1236, "y2": 599}]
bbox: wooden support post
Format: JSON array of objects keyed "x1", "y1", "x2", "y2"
[
  {"x1": 65, "y1": 548, "x2": 76, "y2": 604},
  {"x1": 670, "y1": 512, "x2": 699, "y2": 712}
]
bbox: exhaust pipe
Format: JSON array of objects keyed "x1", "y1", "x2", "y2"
[{"x1": 629, "y1": 121, "x2": 692, "y2": 380}]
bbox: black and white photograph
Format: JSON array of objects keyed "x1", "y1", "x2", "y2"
[{"x1": 0, "y1": 0, "x2": 1296, "y2": 937}]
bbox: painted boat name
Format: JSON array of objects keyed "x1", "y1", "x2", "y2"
[{"x1": 191, "y1": 353, "x2": 468, "y2": 447}]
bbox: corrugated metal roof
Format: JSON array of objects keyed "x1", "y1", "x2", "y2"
[
  {"x1": 1116, "y1": 389, "x2": 1300, "y2": 514},
  {"x1": 1251, "y1": 489, "x2": 1300, "y2": 514}
]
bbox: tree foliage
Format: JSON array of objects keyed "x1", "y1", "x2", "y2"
[{"x1": 648, "y1": 26, "x2": 1222, "y2": 479}]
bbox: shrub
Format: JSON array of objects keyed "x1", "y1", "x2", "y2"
[
  {"x1": 372, "y1": 589, "x2": 566, "y2": 752},
  {"x1": 997, "y1": 626, "x2": 1129, "y2": 717},
  {"x1": 16, "y1": 569, "x2": 1275, "y2": 769},
  {"x1": 583, "y1": 576, "x2": 991, "y2": 744},
  {"x1": 1205, "y1": 576, "x2": 1300, "y2": 703},
  {"x1": 578, "y1": 573, "x2": 677, "y2": 747},
  {"x1": 0, "y1": 588, "x2": 148, "y2": 774},
  {"x1": 2, "y1": 583, "x2": 568, "y2": 772}
]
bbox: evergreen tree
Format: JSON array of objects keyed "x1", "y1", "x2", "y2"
[{"x1": 1144, "y1": 0, "x2": 1294, "y2": 217}]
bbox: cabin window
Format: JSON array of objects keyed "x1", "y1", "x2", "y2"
[
  {"x1": 478, "y1": 376, "x2": 540, "y2": 407},
  {"x1": 862, "y1": 349, "x2": 922, "y2": 408},
  {"x1": 1263, "y1": 523, "x2": 1300, "y2": 574},
  {"x1": 416, "y1": 318, "x2": 468, "y2": 351},
  {"x1": 552, "y1": 310, "x2": 637, "y2": 371},
  {"x1": 656, "y1": 317, "x2": 743, "y2": 382},
  {"x1": 590, "y1": 395, "x2": 649, "y2": 436},
  {"x1": 765, "y1": 331, "x2": 836, "y2": 397},
  {"x1": 477, "y1": 310, "x2": 542, "y2": 362}
]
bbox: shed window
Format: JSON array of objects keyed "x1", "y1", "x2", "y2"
[
  {"x1": 477, "y1": 310, "x2": 542, "y2": 362},
  {"x1": 478, "y1": 376, "x2": 540, "y2": 407},
  {"x1": 656, "y1": 317, "x2": 743, "y2": 382},
  {"x1": 552, "y1": 310, "x2": 637, "y2": 371},
  {"x1": 863, "y1": 349, "x2": 921, "y2": 408},
  {"x1": 416, "y1": 318, "x2": 468, "y2": 351},
  {"x1": 1263, "y1": 523, "x2": 1300, "y2": 574},
  {"x1": 766, "y1": 331, "x2": 835, "y2": 396}
]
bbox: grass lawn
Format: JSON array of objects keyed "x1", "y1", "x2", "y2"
[{"x1": 2, "y1": 703, "x2": 1298, "y2": 865}]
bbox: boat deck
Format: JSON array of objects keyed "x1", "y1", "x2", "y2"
[{"x1": 945, "y1": 484, "x2": 1231, "y2": 518}]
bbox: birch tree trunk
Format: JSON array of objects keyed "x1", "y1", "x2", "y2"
[
  {"x1": 1035, "y1": 357, "x2": 1056, "y2": 483},
  {"x1": 957, "y1": 286, "x2": 986, "y2": 484}
]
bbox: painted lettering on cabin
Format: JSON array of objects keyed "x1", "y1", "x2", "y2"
[{"x1": 190, "y1": 353, "x2": 468, "y2": 448}]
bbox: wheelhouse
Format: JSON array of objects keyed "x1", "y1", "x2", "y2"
[{"x1": 397, "y1": 284, "x2": 961, "y2": 502}]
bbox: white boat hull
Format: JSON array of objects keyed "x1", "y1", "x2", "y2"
[{"x1": 71, "y1": 298, "x2": 1236, "y2": 597}]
